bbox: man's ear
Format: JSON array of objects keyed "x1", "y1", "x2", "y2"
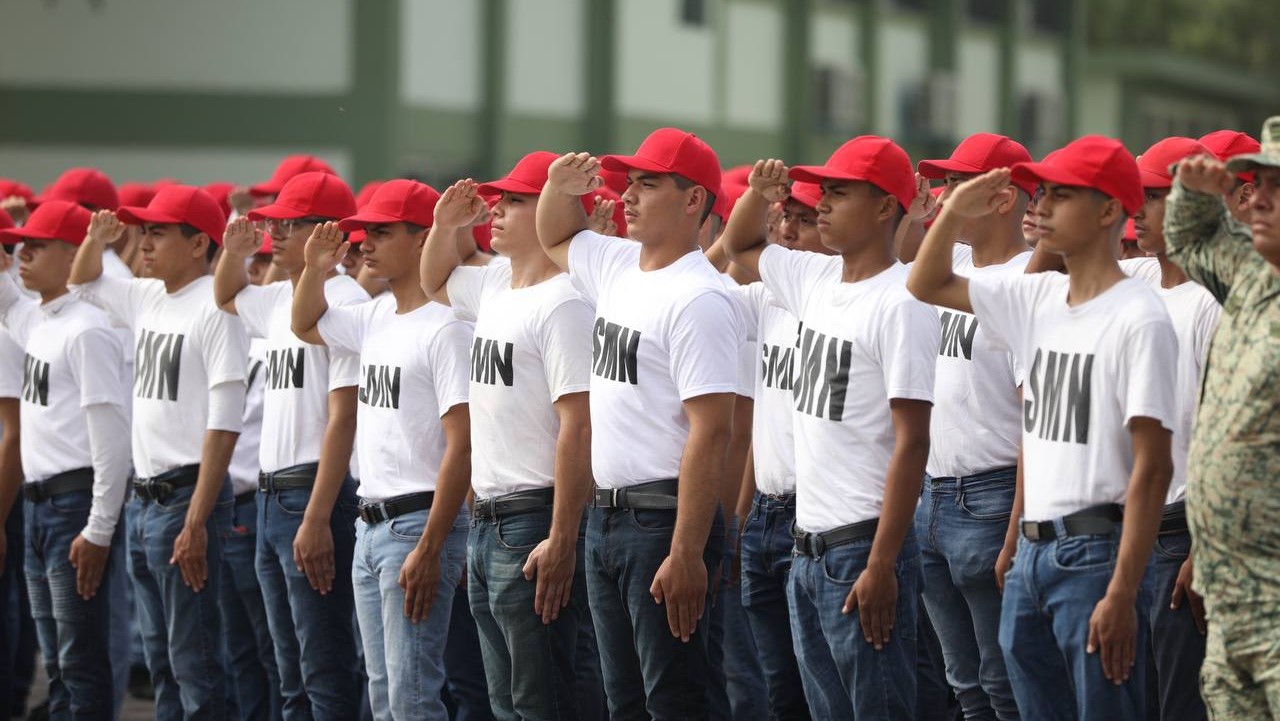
[{"x1": 877, "y1": 193, "x2": 900, "y2": 225}]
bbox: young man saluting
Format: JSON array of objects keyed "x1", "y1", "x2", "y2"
[{"x1": 536, "y1": 129, "x2": 742, "y2": 720}]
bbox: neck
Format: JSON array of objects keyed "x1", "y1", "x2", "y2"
[
  {"x1": 637, "y1": 234, "x2": 699, "y2": 272},
  {"x1": 1060, "y1": 242, "x2": 1126, "y2": 306},
  {"x1": 839, "y1": 236, "x2": 896, "y2": 283},
  {"x1": 162, "y1": 265, "x2": 206, "y2": 295},
  {"x1": 1155, "y1": 253, "x2": 1189, "y2": 289},
  {"x1": 388, "y1": 274, "x2": 429, "y2": 314},
  {"x1": 39, "y1": 286, "x2": 69, "y2": 305},
  {"x1": 507, "y1": 248, "x2": 562, "y2": 289},
  {"x1": 969, "y1": 220, "x2": 1030, "y2": 268}
]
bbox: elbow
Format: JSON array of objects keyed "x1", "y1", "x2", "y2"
[{"x1": 905, "y1": 272, "x2": 932, "y2": 303}]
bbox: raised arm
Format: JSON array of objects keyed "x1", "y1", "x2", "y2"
[
  {"x1": 421, "y1": 180, "x2": 487, "y2": 306},
  {"x1": 537, "y1": 153, "x2": 603, "y2": 272},
  {"x1": 291, "y1": 222, "x2": 348, "y2": 345},
  {"x1": 722, "y1": 160, "x2": 790, "y2": 278},
  {"x1": 213, "y1": 217, "x2": 264, "y2": 314},
  {"x1": 70, "y1": 210, "x2": 124, "y2": 286},
  {"x1": 895, "y1": 174, "x2": 939, "y2": 263},
  {"x1": 1165, "y1": 155, "x2": 1256, "y2": 304}
]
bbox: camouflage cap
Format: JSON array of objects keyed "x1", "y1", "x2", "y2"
[{"x1": 1226, "y1": 116, "x2": 1280, "y2": 172}]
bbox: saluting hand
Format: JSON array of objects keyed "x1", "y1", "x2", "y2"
[
  {"x1": 302, "y1": 221, "x2": 348, "y2": 274},
  {"x1": 434, "y1": 180, "x2": 488, "y2": 230},
  {"x1": 545, "y1": 153, "x2": 604, "y2": 197},
  {"x1": 587, "y1": 196, "x2": 618, "y2": 236},
  {"x1": 86, "y1": 210, "x2": 126, "y2": 246},
  {"x1": 221, "y1": 217, "x2": 262, "y2": 260},
  {"x1": 748, "y1": 159, "x2": 790, "y2": 203},
  {"x1": 943, "y1": 168, "x2": 1013, "y2": 219},
  {"x1": 906, "y1": 173, "x2": 940, "y2": 222},
  {"x1": 1174, "y1": 155, "x2": 1234, "y2": 197}
]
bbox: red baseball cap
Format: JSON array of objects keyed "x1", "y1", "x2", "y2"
[
  {"x1": 248, "y1": 172, "x2": 356, "y2": 222},
  {"x1": 1199, "y1": 130, "x2": 1261, "y2": 183},
  {"x1": 918, "y1": 133, "x2": 1036, "y2": 196},
  {"x1": 580, "y1": 187, "x2": 628, "y2": 237},
  {"x1": 250, "y1": 155, "x2": 337, "y2": 197},
  {"x1": 118, "y1": 182, "x2": 156, "y2": 209},
  {"x1": 790, "y1": 136, "x2": 916, "y2": 211},
  {"x1": 722, "y1": 165, "x2": 752, "y2": 189},
  {"x1": 599, "y1": 168, "x2": 629, "y2": 196},
  {"x1": 1011, "y1": 136, "x2": 1143, "y2": 215},
  {"x1": 0, "y1": 180, "x2": 34, "y2": 203},
  {"x1": 337, "y1": 179, "x2": 442, "y2": 232},
  {"x1": 0, "y1": 209, "x2": 12, "y2": 232},
  {"x1": 38, "y1": 168, "x2": 119, "y2": 211},
  {"x1": 1137, "y1": 137, "x2": 1211, "y2": 189},
  {"x1": 787, "y1": 181, "x2": 823, "y2": 210},
  {"x1": 478, "y1": 151, "x2": 559, "y2": 196},
  {"x1": 1123, "y1": 217, "x2": 1138, "y2": 242},
  {"x1": 201, "y1": 182, "x2": 236, "y2": 219},
  {"x1": 355, "y1": 180, "x2": 385, "y2": 208},
  {"x1": 601, "y1": 128, "x2": 722, "y2": 200},
  {"x1": 472, "y1": 223, "x2": 492, "y2": 253},
  {"x1": 0, "y1": 200, "x2": 93, "y2": 246},
  {"x1": 719, "y1": 180, "x2": 750, "y2": 221},
  {"x1": 117, "y1": 185, "x2": 228, "y2": 245}
]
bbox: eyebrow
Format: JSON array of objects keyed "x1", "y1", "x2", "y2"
[{"x1": 631, "y1": 172, "x2": 664, "y2": 183}]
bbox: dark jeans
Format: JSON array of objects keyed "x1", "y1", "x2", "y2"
[
  {"x1": 128, "y1": 481, "x2": 232, "y2": 721},
  {"x1": 999, "y1": 527, "x2": 1151, "y2": 721},
  {"x1": 1147, "y1": 528, "x2": 1207, "y2": 721},
  {"x1": 916, "y1": 469, "x2": 1020, "y2": 720},
  {"x1": 585, "y1": 505, "x2": 725, "y2": 721},
  {"x1": 467, "y1": 507, "x2": 587, "y2": 721},
  {"x1": 443, "y1": 577, "x2": 494, "y2": 721},
  {"x1": 739, "y1": 492, "x2": 809, "y2": 720},
  {"x1": 24, "y1": 489, "x2": 120, "y2": 720},
  {"x1": 220, "y1": 495, "x2": 282, "y2": 721},
  {"x1": 256, "y1": 478, "x2": 361, "y2": 721},
  {"x1": 787, "y1": 529, "x2": 921, "y2": 720},
  {"x1": 2, "y1": 502, "x2": 38, "y2": 717}
]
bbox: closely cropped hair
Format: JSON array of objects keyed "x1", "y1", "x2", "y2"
[
  {"x1": 179, "y1": 223, "x2": 219, "y2": 262},
  {"x1": 672, "y1": 174, "x2": 717, "y2": 225}
]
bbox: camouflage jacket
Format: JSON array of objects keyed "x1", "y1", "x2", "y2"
[{"x1": 1165, "y1": 180, "x2": 1280, "y2": 605}]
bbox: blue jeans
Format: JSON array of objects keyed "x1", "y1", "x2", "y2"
[
  {"x1": 353, "y1": 507, "x2": 467, "y2": 721},
  {"x1": 127, "y1": 481, "x2": 233, "y2": 721},
  {"x1": 999, "y1": 526, "x2": 1151, "y2": 721},
  {"x1": 585, "y1": 505, "x2": 725, "y2": 721},
  {"x1": 2, "y1": 500, "x2": 38, "y2": 717},
  {"x1": 1147, "y1": 528, "x2": 1206, "y2": 721},
  {"x1": 256, "y1": 478, "x2": 361, "y2": 721},
  {"x1": 916, "y1": 469, "x2": 1020, "y2": 720},
  {"x1": 442, "y1": 582, "x2": 495, "y2": 721},
  {"x1": 220, "y1": 495, "x2": 282, "y2": 721},
  {"x1": 739, "y1": 492, "x2": 809, "y2": 720},
  {"x1": 23, "y1": 489, "x2": 121, "y2": 719},
  {"x1": 706, "y1": 517, "x2": 768, "y2": 721},
  {"x1": 467, "y1": 507, "x2": 587, "y2": 721},
  {"x1": 787, "y1": 529, "x2": 921, "y2": 720},
  {"x1": 573, "y1": 606, "x2": 605, "y2": 721}
]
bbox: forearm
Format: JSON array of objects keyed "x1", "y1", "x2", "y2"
[
  {"x1": 1003, "y1": 448, "x2": 1027, "y2": 553},
  {"x1": 734, "y1": 448, "x2": 756, "y2": 524},
  {"x1": 867, "y1": 434, "x2": 929, "y2": 569},
  {"x1": 895, "y1": 218, "x2": 927, "y2": 263},
  {"x1": 213, "y1": 251, "x2": 250, "y2": 311},
  {"x1": 672, "y1": 427, "x2": 731, "y2": 558},
  {"x1": 1109, "y1": 464, "x2": 1173, "y2": 599},
  {"x1": 721, "y1": 190, "x2": 770, "y2": 271},
  {"x1": 704, "y1": 238, "x2": 730, "y2": 273},
  {"x1": 303, "y1": 391, "x2": 356, "y2": 525},
  {"x1": 291, "y1": 266, "x2": 331, "y2": 339},
  {"x1": 187, "y1": 430, "x2": 239, "y2": 526},
  {"x1": 549, "y1": 419, "x2": 592, "y2": 546},
  {"x1": 421, "y1": 223, "x2": 464, "y2": 304},
  {"x1": 418, "y1": 442, "x2": 471, "y2": 556},
  {"x1": 906, "y1": 207, "x2": 969, "y2": 310},
  {"x1": 0, "y1": 411, "x2": 20, "y2": 530},
  {"x1": 69, "y1": 237, "x2": 106, "y2": 286},
  {"x1": 720, "y1": 397, "x2": 752, "y2": 521},
  {"x1": 535, "y1": 187, "x2": 589, "y2": 257},
  {"x1": 82, "y1": 403, "x2": 131, "y2": 545}
]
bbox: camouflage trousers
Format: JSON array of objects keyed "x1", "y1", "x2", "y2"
[{"x1": 1201, "y1": 603, "x2": 1280, "y2": 720}]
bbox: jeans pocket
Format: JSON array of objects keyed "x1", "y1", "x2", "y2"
[
  {"x1": 629, "y1": 509, "x2": 677, "y2": 534},
  {"x1": 47, "y1": 490, "x2": 93, "y2": 515},
  {"x1": 495, "y1": 512, "x2": 549, "y2": 553},
  {"x1": 820, "y1": 543, "x2": 870, "y2": 585},
  {"x1": 273, "y1": 488, "x2": 311, "y2": 516},
  {"x1": 1154, "y1": 532, "x2": 1191, "y2": 560},
  {"x1": 154, "y1": 488, "x2": 195, "y2": 514},
  {"x1": 387, "y1": 511, "x2": 428, "y2": 542},
  {"x1": 958, "y1": 482, "x2": 1014, "y2": 522},
  {"x1": 1051, "y1": 535, "x2": 1117, "y2": 572}
]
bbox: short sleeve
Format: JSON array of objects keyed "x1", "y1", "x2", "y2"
[
  {"x1": 0, "y1": 328, "x2": 23, "y2": 399},
  {"x1": 446, "y1": 264, "x2": 503, "y2": 323},
  {"x1": 878, "y1": 299, "x2": 941, "y2": 402},
  {"x1": 426, "y1": 320, "x2": 472, "y2": 417},
  {"x1": 69, "y1": 275, "x2": 147, "y2": 330},
  {"x1": 667, "y1": 291, "x2": 742, "y2": 400},
  {"x1": 758, "y1": 245, "x2": 838, "y2": 318},
  {"x1": 234, "y1": 282, "x2": 286, "y2": 339},
  {"x1": 67, "y1": 326, "x2": 127, "y2": 409},
  {"x1": 1118, "y1": 319, "x2": 1179, "y2": 431},
  {"x1": 316, "y1": 303, "x2": 374, "y2": 355},
  {"x1": 968, "y1": 274, "x2": 1039, "y2": 363},
  {"x1": 0, "y1": 275, "x2": 39, "y2": 347},
  {"x1": 728, "y1": 283, "x2": 766, "y2": 342},
  {"x1": 736, "y1": 338, "x2": 758, "y2": 399},
  {"x1": 536, "y1": 297, "x2": 594, "y2": 401},
  {"x1": 566, "y1": 230, "x2": 635, "y2": 303},
  {"x1": 328, "y1": 349, "x2": 361, "y2": 391},
  {"x1": 199, "y1": 307, "x2": 250, "y2": 388}
]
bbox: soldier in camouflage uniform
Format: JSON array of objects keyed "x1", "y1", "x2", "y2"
[{"x1": 1164, "y1": 116, "x2": 1280, "y2": 719}]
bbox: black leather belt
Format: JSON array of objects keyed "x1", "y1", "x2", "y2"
[
  {"x1": 1159, "y1": 501, "x2": 1188, "y2": 535},
  {"x1": 473, "y1": 488, "x2": 555, "y2": 521},
  {"x1": 23, "y1": 467, "x2": 94, "y2": 503},
  {"x1": 258, "y1": 462, "x2": 320, "y2": 493},
  {"x1": 1021, "y1": 503, "x2": 1123, "y2": 541},
  {"x1": 592, "y1": 479, "x2": 678, "y2": 510},
  {"x1": 358, "y1": 491, "x2": 435, "y2": 525},
  {"x1": 133, "y1": 464, "x2": 201, "y2": 503},
  {"x1": 792, "y1": 517, "x2": 880, "y2": 558},
  {"x1": 235, "y1": 491, "x2": 256, "y2": 507}
]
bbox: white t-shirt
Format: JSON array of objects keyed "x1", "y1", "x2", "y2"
[
  {"x1": 72, "y1": 274, "x2": 249, "y2": 479},
  {"x1": 316, "y1": 295, "x2": 471, "y2": 501},
  {"x1": 567, "y1": 230, "x2": 743, "y2": 488},
  {"x1": 970, "y1": 273, "x2": 1178, "y2": 521},
  {"x1": 1156, "y1": 282, "x2": 1221, "y2": 503},
  {"x1": 732, "y1": 282, "x2": 799, "y2": 495},
  {"x1": 102, "y1": 248, "x2": 133, "y2": 280},
  {"x1": 234, "y1": 276, "x2": 367, "y2": 472},
  {"x1": 447, "y1": 263, "x2": 593, "y2": 498},
  {"x1": 759, "y1": 246, "x2": 940, "y2": 532},
  {"x1": 720, "y1": 273, "x2": 757, "y2": 399},
  {"x1": 1119, "y1": 257, "x2": 1162, "y2": 287},
  {"x1": 927, "y1": 250, "x2": 1031, "y2": 478},
  {"x1": 0, "y1": 327, "x2": 21, "y2": 400},
  {"x1": 228, "y1": 339, "x2": 266, "y2": 495}
]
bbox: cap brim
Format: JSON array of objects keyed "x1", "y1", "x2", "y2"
[
  {"x1": 248, "y1": 181, "x2": 282, "y2": 197},
  {"x1": 916, "y1": 158, "x2": 984, "y2": 180},
  {"x1": 1010, "y1": 162, "x2": 1093, "y2": 193},
  {"x1": 1138, "y1": 168, "x2": 1173, "y2": 189},
  {"x1": 787, "y1": 189, "x2": 822, "y2": 210},
  {"x1": 337, "y1": 210, "x2": 421, "y2": 233},
  {"x1": 1226, "y1": 153, "x2": 1280, "y2": 173},
  {"x1": 246, "y1": 202, "x2": 311, "y2": 222},
  {"x1": 116, "y1": 205, "x2": 184, "y2": 227},
  {"x1": 787, "y1": 165, "x2": 871, "y2": 186},
  {"x1": 475, "y1": 178, "x2": 543, "y2": 196},
  {"x1": 347, "y1": 230, "x2": 365, "y2": 244},
  {"x1": 600, "y1": 154, "x2": 672, "y2": 178}
]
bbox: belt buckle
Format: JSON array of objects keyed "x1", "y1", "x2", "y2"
[
  {"x1": 1022, "y1": 521, "x2": 1042, "y2": 542},
  {"x1": 611, "y1": 488, "x2": 621, "y2": 509},
  {"x1": 810, "y1": 533, "x2": 826, "y2": 557}
]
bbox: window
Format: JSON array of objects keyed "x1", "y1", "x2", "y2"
[
  {"x1": 969, "y1": 0, "x2": 1005, "y2": 25},
  {"x1": 1030, "y1": 0, "x2": 1064, "y2": 34},
  {"x1": 813, "y1": 66, "x2": 863, "y2": 134},
  {"x1": 681, "y1": 0, "x2": 707, "y2": 27}
]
